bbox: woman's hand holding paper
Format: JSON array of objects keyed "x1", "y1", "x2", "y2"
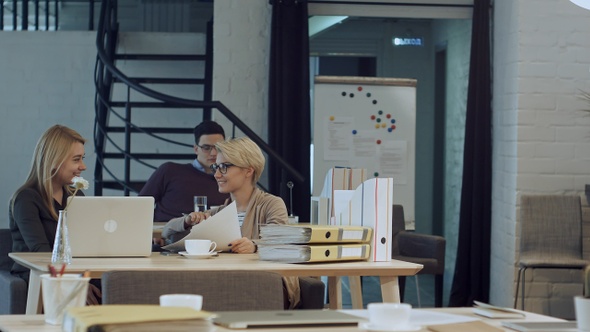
[
  {"x1": 183, "y1": 211, "x2": 210, "y2": 227},
  {"x1": 228, "y1": 237, "x2": 256, "y2": 254}
]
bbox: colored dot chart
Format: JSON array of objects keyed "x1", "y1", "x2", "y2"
[
  {"x1": 329, "y1": 85, "x2": 403, "y2": 178},
  {"x1": 312, "y1": 77, "x2": 416, "y2": 222}
]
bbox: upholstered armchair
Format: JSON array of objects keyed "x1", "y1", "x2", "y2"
[
  {"x1": 0, "y1": 228, "x2": 27, "y2": 314},
  {"x1": 102, "y1": 270, "x2": 325, "y2": 310},
  {"x1": 392, "y1": 205, "x2": 446, "y2": 307}
]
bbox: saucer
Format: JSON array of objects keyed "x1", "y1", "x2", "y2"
[
  {"x1": 359, "y1": 322, "x2": 421, "y2": 332},
  {"x1": 179, "y1": 251, "x2": 216, "y2": 259}
]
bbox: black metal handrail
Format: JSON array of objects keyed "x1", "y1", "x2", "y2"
[
  {"x1": 1, "y1": 0, "x2": 96, "y2": 31},
  {"x1": 94, "y1": 0, "x2": 304, "y2": 194}
]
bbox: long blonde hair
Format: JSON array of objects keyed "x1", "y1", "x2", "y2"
[
  {"x1": 216, "y1": 137, "x2": 265, "y2": 185},
  {"x1": 11, "y1": 125, "x2": 86, "y2": 221}
]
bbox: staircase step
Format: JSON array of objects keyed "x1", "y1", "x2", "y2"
[
  {"x1": 105, "y1": 127, "x2": 194, "y2": 134},
  {"x1": 108, "y1": 101, "x2": 204, "y2": 109},
  {"x1": 115, "y1": 53, "x2": 206, "y2": 61},
  {"x1": 103, "y1": 153, "x2": 195, "y2": 160},
  {"x1": 115, "y1": 77, "x2": 206, "y2": 84}
]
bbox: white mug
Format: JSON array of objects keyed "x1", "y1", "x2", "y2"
[
  {"x1": 160, "y1": 294, "x2": 203, "y2": 311},
  {"x1": 185, "y1": 239, "x2": 217, "y2": 255},
  {"x1": 575, "y1": 296, "x2": 590, "y2": 331},
  {"x1": 367, "y1": 302, "x2": 412, "y2": 328}
]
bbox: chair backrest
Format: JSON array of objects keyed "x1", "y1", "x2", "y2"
[
  {"x1": 0, "y1": 229, "x2": 14, "y2": 272},
  {"x1": 391, "y1": 205, "x2": 406, "y2": 256},
  {"x1": 102, "y1": 270, "x2": 285, "y2": 311},
  {"x1": 520, "y1": 195, "x2": 583, "y2": 259}
]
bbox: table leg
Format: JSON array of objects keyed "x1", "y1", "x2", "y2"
[
  {"x1": 349, "y1": 276, "x2": 363, "y2": 309},
  {"x1": 380, "y1": 276, "x2": 401, "y2": 303},
  {"x1": 327, "y1": 276, "x2": 342, "y2": 309},
  {"x1": 25, "y1": 270, "x2": 43, "y2": 315}
]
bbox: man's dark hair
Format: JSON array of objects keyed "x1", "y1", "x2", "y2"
[{"x1": 193, "y1": 120, "x2": 225, "y2": 144}]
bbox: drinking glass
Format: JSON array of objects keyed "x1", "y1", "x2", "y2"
[{"x1": 194, "y1": 196, "x2": 208, "y2": 212}]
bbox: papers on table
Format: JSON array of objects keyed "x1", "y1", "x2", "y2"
[
  {"x1": 472, "y1": 300, "x2": 526, "y2": 318},
  {"x1": 162, "y1": 202, "x2": 241, "y2": 252}
]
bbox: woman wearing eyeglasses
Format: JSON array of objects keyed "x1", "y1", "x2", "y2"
[
  {"x1": 209, "y1": 136, "x2": 288, "y2": 253},
  {"x1": 162, "y1": 137, "x2": 289, "y2": 248},
  {"x1": 162, "y1": 137, "x2": 300, "y2": 308}
]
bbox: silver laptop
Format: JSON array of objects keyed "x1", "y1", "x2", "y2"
[
  {"x1": 212, "y1": 310, "x2": 365, "y2": 329},
  {"x1": 66, "y1": 196, "x2": 155, "y2": 257}
]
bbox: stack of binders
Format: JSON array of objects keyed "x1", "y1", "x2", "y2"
[{"x1": 257, "y1": 224, "x2": 373, "y2": 263}]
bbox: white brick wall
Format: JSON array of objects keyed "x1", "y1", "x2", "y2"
[
  {"x1": 492, "y1": 0, "x2": 590, "y2": 319},
  {"x1": 212, "y1": 0, "x2": 271, "y2": 141},
  {"x1": 0, "y1": 32, "x2": 97, "y2": 225},
  {"x1": 491, "y1": 0, "x2": 529, "y2": 311}
]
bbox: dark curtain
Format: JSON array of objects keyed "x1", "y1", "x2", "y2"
[
  {"x1": 267, "y1": 0, "x2": 311, "y2": 220},
  {"x1": 448, "y1": 0, "x2": 492, "y2": 306}
]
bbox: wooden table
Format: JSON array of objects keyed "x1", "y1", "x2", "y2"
[
  {"x1": 9, "y1": 252, "x2": 422, "y2": 315},
  {"x1": 0, "y1": 308, "x2": 567, "y2": 332}
]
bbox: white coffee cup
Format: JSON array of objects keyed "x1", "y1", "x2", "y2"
[
  {"x1": 160, "y1": 294, "x2": 203, "y2": 311},
  {"x1": 367, "y1": 302, "x2": 412, "y2": 328},
  {"x1": 575, "y1": 296, "x2": 590, "y2": 331},
  {"x1": 185, "y1": 239, "x2": 217, "y2": 255}
]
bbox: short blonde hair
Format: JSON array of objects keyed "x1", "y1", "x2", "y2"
[{"x1": 216, "y1": 137, "x2": 265, "y2": 184}]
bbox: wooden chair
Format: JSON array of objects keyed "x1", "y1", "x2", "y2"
[
  {"x1": 514, "y1": 195, "x2": 588, "y2": 309},
  {"x1": 102, "y1": 270, "x2": 285, "y2": 311}
]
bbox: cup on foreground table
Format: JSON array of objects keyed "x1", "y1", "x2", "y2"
[
  {"x1": 185, "y1": 239, "x2": 217, "y2": 255},
  {"x1": 160, "y1": 294, "x2": 203, "y2": 311},
  {"x1": 40, "y1": 273, "x2": 90, "y2": 325},
  {"x1": 367, "y1": 302, "x2": 412, "y2": 329},
  {"x1": 575, "y1": 296, "x2": 590, "y2": 331}
]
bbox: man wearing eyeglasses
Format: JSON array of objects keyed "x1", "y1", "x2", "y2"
[{"x1": 139, "y1": 120, "x2": 230, "y2": 222}]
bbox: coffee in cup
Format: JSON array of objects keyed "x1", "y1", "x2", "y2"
[{"x1": 185, "y1": 239, "x2": 217, "y2": 255}]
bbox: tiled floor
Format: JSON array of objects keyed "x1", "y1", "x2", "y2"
[{"x1": 328, "y1": 274, "x2": 436, "y2": 309}]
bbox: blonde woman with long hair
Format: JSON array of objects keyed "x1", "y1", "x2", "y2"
[{"x1": 9, "y1": 125, "x2": 86, "y2": 280}]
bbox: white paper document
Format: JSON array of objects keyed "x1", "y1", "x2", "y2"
[{"x1": 162, "y1": 202, "x2": 242, "y2": 252}]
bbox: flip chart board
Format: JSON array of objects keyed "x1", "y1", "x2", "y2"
[{"x1": 312, "y1": 76, "x2": 416, "y2": 223}]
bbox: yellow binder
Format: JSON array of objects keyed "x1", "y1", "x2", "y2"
[
  {"x1": 260, "y1": 224, "x2": 373, "y2": 244},
  {"x1": 258, "y1": 243, "x2": 371, "y2": 263}
]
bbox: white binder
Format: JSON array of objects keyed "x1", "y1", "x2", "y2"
[
  {"x1": 333, "y1": 178, "x2": 393, "y2": 262},
  {"x1": 313, "y1": 167, "x2": 367, "y2": 225}
]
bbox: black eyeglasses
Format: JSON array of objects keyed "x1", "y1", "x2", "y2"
[
  {"x1": 196, "y1": 144, "x2": 217, "y2": 152},
  {"x1": 210, "y1": 162, "x2": 235, "y2": 174}
]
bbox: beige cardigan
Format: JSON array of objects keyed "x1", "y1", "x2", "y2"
[{"x1": 210, "y1": 188, "x2": 301, "y2": 309}]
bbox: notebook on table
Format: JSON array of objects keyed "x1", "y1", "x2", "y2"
[
  {"x1": 66, "y1": 196, "x2": 155, "y2": 257},
  {"x1": 501, "y1": 321, "x2": 578, "y2": 332},
  {"x1": 212, "y1": 310, "x2": 365, "y2": 329}
]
